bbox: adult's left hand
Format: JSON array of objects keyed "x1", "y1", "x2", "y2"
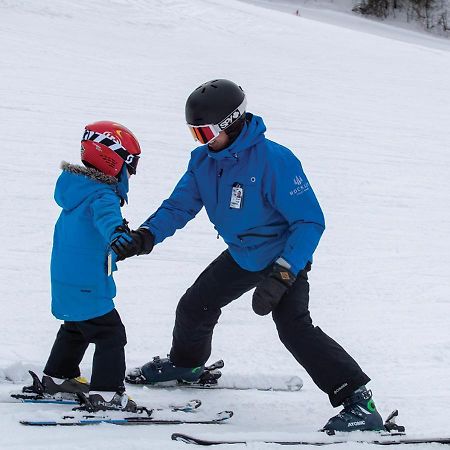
[{"x1": 252, "y1": 263, "x2": 296, "y2": 316}]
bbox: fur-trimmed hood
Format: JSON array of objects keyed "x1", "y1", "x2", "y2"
[
  {"x1": 55, "y1": 161, "x2": 121, "y2": 212},
  {"x1": 60, "y1": 161, "x2": 118, "y2": 185}
]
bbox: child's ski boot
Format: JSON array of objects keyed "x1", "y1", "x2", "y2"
[{"x1": 12, "y1": 370, "x2": 89, "y2": 402}]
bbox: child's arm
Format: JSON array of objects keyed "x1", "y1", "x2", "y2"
[
  {"x1": 91, "y1": 191, "x2": 133, "y2": 275},
  {"x1": 90, "y1": 191, "x2": 124, "y2": 243}
]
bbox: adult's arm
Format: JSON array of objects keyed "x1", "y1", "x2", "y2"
[
  {"x1": 264, "y1": 145, "x2": 325, "y2": 275},
  {"x1": 140, "y1": 158, "x2": 203, "y2": 244}
]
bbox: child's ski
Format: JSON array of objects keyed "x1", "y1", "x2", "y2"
[
  {"x1": 20, "y1": 410, "x2": 233, "y2": 426},
  {"x1": 9, "y1": 391, "x2": 201, "y2": 412}
]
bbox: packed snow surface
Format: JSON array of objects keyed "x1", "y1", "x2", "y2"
[{"x1": 1, "y1": 0, "x2": 449, "y2": 448}]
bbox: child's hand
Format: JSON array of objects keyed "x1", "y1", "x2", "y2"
[
  {"x1": 111, "y1": 228, "x2": 154, "y2": 261},
  {"x1": 111, "y1": 233, "x2": 134, "y2": 260},
  {"x1": 107, "y1": 232, "x2": 132, "y2": 274}
]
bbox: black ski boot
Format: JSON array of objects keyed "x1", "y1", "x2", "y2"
[
  {"x1": 77, "y1": 391, "x2": 139, "y2": 413},
  {"x1": 322, "y1": 386, "x2": 384, "y2": 434},
  {"x1": 41, "y1": 374, "x2": 90, "y2": 395},
  {"x1": 127, "y1": 356, "x2": 205, "y2": 384},
  {"x1": 19, "y1": 370, "x2": 89, "y2": 400}
]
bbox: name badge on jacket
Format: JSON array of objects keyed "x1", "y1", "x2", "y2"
[{"x1": 230, "y1": 182, "x2": 244, "y2": 209}]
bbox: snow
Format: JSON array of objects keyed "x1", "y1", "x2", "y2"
[
  {"x1": 240, "y1": 0, "x2": 450, "y2": 47},
  {"x1": 1, "y1": 0, "x2": 449, "y2": 448}
]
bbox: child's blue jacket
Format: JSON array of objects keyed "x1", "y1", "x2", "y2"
[{"x1": 51, "y1": 163, "x2": 125, "y2": 321}]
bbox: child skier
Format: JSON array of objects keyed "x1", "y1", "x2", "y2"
[{"x1": 23, "y1": 121, "x2": 149, "y2": 412}]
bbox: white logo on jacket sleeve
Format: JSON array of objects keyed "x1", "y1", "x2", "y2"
[{"x1": 290, "y1": 175, "x2": 310, "y2": 196}]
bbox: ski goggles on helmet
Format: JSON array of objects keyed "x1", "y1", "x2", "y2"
[
  {"x1": 82, "y1": 129, "x2": 140, "y2": 174},
  {"x1": 187, "y1": 98, "x2": 247, "y2": 145}
]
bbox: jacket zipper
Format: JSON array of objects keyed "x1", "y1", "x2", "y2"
[
  {"x1": 216, "y1": 167, "x2": 223, "y2": 204},
  {"x1": 216, "y1": 167, "x2": 224, "y2": 239}
]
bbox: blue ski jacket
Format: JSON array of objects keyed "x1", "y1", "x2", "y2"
[
  {"x1": 51, "y1": 163, "x2": 126, "y2": 321},
  {"x1": 142, "y1": 114, "x2": 325, "y2": 275}
]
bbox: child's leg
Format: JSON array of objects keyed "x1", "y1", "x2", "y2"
[
  {"x1": 77, "y1": 309, "x2": 127, "y2": 392},
  {"x1": 44, "y1": 322, "x2": 89, "y2": 379}
]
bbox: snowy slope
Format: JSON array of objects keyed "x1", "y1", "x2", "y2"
[
  {"x1": 1, "y1": 0, "x2": 449, "y2": 448},
  {"x1": 240, "y1": 0, "x2": 450, "y2": 48}
]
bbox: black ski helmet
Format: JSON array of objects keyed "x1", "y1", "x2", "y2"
[{"x1": 185, "y1": 79, "x2": 246, "y2": 128}]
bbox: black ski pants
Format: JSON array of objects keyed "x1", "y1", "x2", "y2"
[
  {"x1": 170, "y1": 250, "x2": 370, "y2": 407},
  {"x1": 44, "y1": 308, "x2": 127, "y2": 392}
]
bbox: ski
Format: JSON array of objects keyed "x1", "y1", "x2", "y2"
[
  {"x1": 171, "y1": 432, "x2": 450, "y2": 446},
  {"x1": 9, "y1": 392, "x2": 201, "y2": 412},
  {"x1": 171, "y1": 411, "x2": 448, "y2": 446},
  {"x1": 170, "y1": 374, "x2": 303, "y2": 392},
  {"x1": 127, "y1": 359, "x2": 303, "y2": 392},
  {"x1": 20, "y1": 410, "x2": 233, "y2": 426},
  {"x1": 9, "y1": 370, "x2": 81, "y2": 404},
  {"x1": 7, "y1": 370, "x2": 202, "y2": 411},
  {"x1": 10, "y1": 396, "x2": 78, "y2": 405}
]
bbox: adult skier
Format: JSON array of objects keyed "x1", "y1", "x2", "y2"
[{"x1": 113, "y1": 79, "x2": 383, "y2": 432}]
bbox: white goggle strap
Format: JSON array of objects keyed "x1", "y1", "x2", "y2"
[{"x1": 217, "y1": 97, "x2": 247, "y2": 131}]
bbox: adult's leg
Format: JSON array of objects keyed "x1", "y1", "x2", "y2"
[
  {"x1": 44, "y1": 322, "x2": 89, "y2": 379},
  {"x1": 77, "y1": 309, "x2": 127, "y2": 392},
  {"x1": 272, "y1": 266, "x2": 370, "y2": 407},
  {"x1": 170, "y1": 250, "x2": 267, "y2": 367}
]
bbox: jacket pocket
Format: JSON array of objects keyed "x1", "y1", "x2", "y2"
[
  {"x1": 237, "y1": 232, "x2": 278, "y2": 242},
  {"x1": 51, "y1": 280, "x2": 99, "y2": 320}
]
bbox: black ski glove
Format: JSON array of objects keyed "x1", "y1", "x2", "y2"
[
  {"x1": 111, "y1": 227, "x2": 155, "y2": 262},
  {"x1": 252, "y1": 263, "x2": 296, "y2": 316}
]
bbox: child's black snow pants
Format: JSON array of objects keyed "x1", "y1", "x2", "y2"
[{"x1": 44, "y1": 308, "x2": 127, "y2": 392}]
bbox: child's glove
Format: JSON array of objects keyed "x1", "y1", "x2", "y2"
[
  {"x1": 106, "y1": 221, "x2": 131, "y2": 274},
  {"x1": 252, "y1": 263, "x2": 296, "y2": 316},
  {"x1": 111, "y1": 228, "x2": 154, "y2": 261}
]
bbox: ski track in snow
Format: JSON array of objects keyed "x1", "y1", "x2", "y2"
[{"x1": 1, "y1": 0, "x2": 449, "y2": 448}]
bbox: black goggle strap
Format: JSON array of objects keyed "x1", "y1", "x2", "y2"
[
  {"x1": 82, "y1": 129, "x2": 139, "y2": 174},
  {"x1": 115, "y1": 147, "x2": 139, "y2": 174}
]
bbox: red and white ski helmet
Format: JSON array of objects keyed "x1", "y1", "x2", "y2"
[{"x1": 81, "y1": 121, "x2": 141, "y2": 177}]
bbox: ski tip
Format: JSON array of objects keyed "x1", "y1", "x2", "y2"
[
  {"x1": 215, "y1": 410, "x2": 234, "y2": 421},
  {"x1": 171, "y1": 433, "x2": 198, "y2": 444}
]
